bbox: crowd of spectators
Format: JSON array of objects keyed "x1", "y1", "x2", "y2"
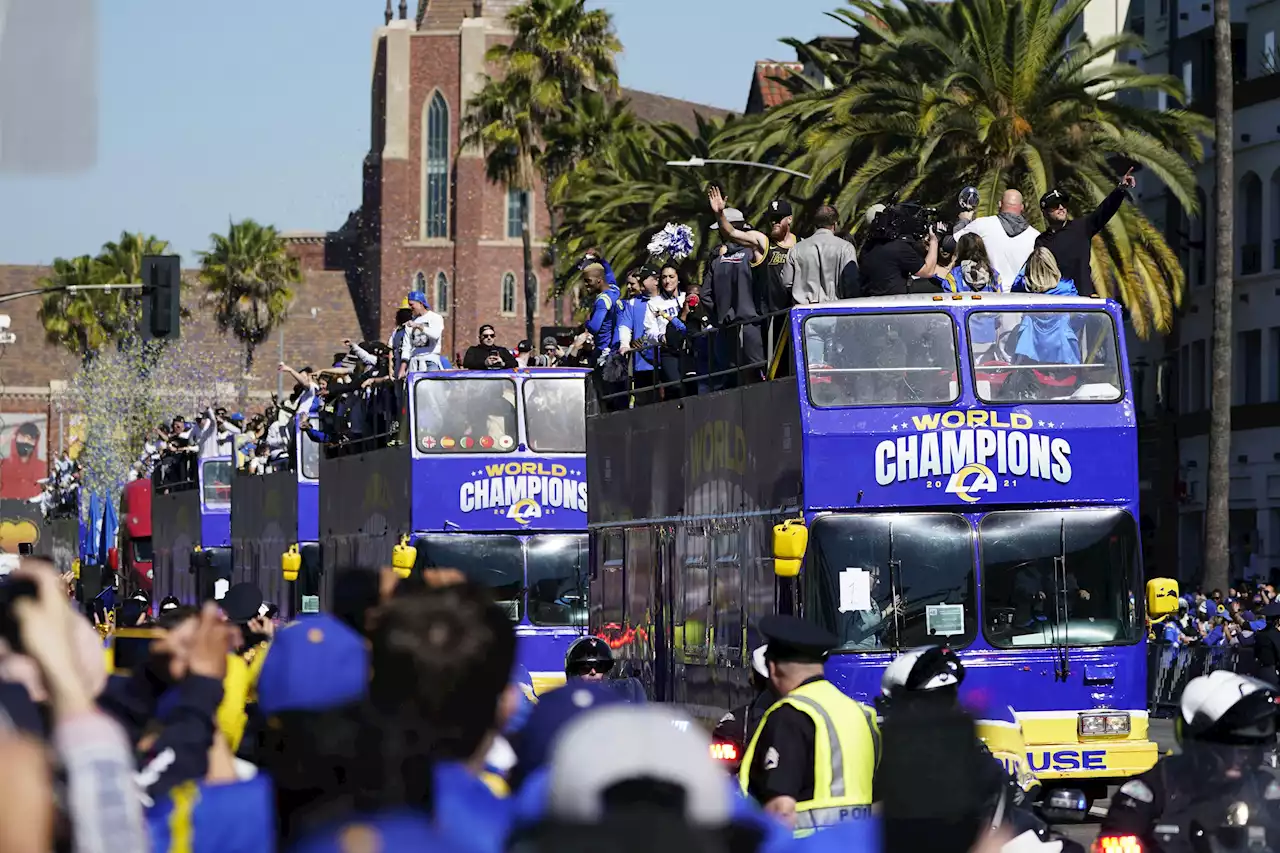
[{"x1": 1156, "y1": 582, "x2": 1280, "y2": 650}]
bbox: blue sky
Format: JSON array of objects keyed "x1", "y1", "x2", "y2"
[{"x1": 0, "y1": 0, "x2": 838, "y2": 266}]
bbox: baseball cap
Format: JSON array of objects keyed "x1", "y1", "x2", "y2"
[
  {"x1": 764, "y1": 199, "x2": 793, "y2": 221},
  {"x1": 1040, "y1": 189, "x2": 1069, "y2": 210},
  {"x1": 515, "y1": 682, "x2": 628, "y2": 775},
  {"x1": 220, "y1": 582, "x2": 263, "y2": 624},
  {"x1": 547, "y1": 705, "x2": 729, "y2": 827},
  {"x1": 710, "y1": 208, "x2": 751, "y2": 231},
  {"x1": 517, "y1": 339, "x2": 533, "y2": 353},
  {"x1": 541, "y1": 335, "x2": 559, "y2": 348},
  {"x1": 408, "y1": 290, "x2": 429, "y2": 307},
  {"x1": 257, "y1": 614, "x2": 369, "y2": 716}
]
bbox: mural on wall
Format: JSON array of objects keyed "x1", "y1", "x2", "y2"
[{"x1": 0, "y1": 414, "x2": 48, "y2": 500}]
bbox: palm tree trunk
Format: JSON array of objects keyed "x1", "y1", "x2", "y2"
[
  {"x1": 1204, "y1": 0, "x2": 1234, "y2": 592},
  {"x1": 241, "y1": 341, "x2": 254, "y2": 406},
  {"x1": 546, "y1": 197, "x2": 563, "y2": 324},
  {"x1": 521, "y1": 206, "x2": 536, "y2": 346}
]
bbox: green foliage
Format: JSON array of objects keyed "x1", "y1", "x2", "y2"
[{"x1": 38, "y1": 232, "x2": 172, "y2": 359}]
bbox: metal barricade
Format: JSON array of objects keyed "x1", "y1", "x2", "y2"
[{"x1": 1147, "y1": 642, "x2": 1254, "y2": 714}]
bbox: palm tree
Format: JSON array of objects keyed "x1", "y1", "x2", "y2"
[
  {"x1": 1204, "y1": 0, "x2": 1235, "y2": 592},
  {"x1": 198, "y1": 219, "x2": 300, "y2": 402},
  {"x1": 463, "y1": 0, "x2": 620, "y2": 341},
  {"x1": 37, "y1": 232, "x2": 173, "y2": 360},
  {"x1": 732, "y1": 0, "x2": 1210, "y2": 337}
]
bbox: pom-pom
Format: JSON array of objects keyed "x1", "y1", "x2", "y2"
[{"x1": 646, "y1": 223, "x2": 696, "y2": 262}]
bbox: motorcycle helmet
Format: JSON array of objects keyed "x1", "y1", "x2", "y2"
[
  {"x1": 751, "y1": 645, "x2": 769, "y2": 680},
  {"x1": 878, "y1": 645, "x2": 964, "y2": 716},
  {"x1": 565, "y1": 636, "x2": 614, "y2": 679},
  {"x1": 1177, "y1": 670, "x2": 1278, "y2": 746}
]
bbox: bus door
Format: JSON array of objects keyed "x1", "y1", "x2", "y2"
[{"x1": 653, "y1": 529, "x2": 676, "y2": 703}]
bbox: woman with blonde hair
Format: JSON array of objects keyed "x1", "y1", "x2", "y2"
[
  {"x1": 1012, "y1": 247, "x2": 1081, "y2": 366},
  {"x1": 1014, "y1": 246, "x2": 1076, "y2": 296}
]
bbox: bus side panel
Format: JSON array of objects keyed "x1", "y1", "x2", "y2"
[
  {"x1": 231, "y1": 470, "x2": 297, "y2": 611},
  {"x1": 319, "y1": 445, "x2": 412, "y2": 606},
  {"x1": 297, "y1": 480, "x2": 319, "y2": 544},
  {"x1": 152, "y1": 489, "x2": 201, "y2": 605}
]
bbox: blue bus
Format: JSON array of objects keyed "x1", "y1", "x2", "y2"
[
  {"x1": 152, "y1": 455, "x2": 234, "y2": 605},
  {"x1": 321, "y1": 367, "x2": 590, "y2": 694},
  {"x1": 587, "y1": 293, "x2": 1177, "y2": 804},
  {"x1": 231, "y1": 426, "x2": 321, "y2": 619}
]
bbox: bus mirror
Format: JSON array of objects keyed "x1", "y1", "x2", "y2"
[
  {"x1": 108, "y1": 547, "x2": 119, "y2": 571},
  {"x1": 772, "y1": 520, "x2": 807, "y2": 578},
  {"x1": 282, "y1": 544, "x2": 301, "y2": 582},
  {"x1": 1146, "y1": 578, "x2": 1179, "y2": 617},
  {"x1": 392, "y1": 535, "x2": 417, "y2": 579}
]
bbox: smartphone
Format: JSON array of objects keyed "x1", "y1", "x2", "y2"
[
  {"x1": 17, "y1": 542, "x2": 32, "y2": 556},
  {"x1": 0, "y1": 578, "x2": 39, "y2": 653},
  {"x1": 112, "y1": 627, "x2": 161, "y2": 673}
]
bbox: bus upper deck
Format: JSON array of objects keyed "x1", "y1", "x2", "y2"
[
  {"x1": 151, "y1": 455, "x2": 234, "y2": 605},
  {"x1": 586, "y1": 293, "x2": 1175, "y2": 789}
]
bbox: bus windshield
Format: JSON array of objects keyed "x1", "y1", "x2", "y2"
[
  {"x1": 803, "y1": 312, "x2": 959, "y2": 408},
  {"x1": 201, "y1": 460, "x2": 232, "y2": 507},
  {"x1": 981, "y1": 509, "x2": 1141, "y2": 648},
  {"x1": 414, "y1": 378, "x2": 518, "y2": 453},
  {"x1": 299, "y1": 429, "x2": 320, "y2": 479},
  {"x1": 416, "y1": 534, "x2": 524, "y2": 620},
  {"x1": 526, "y1": 533, "x2": 588, "y2": 627},
  {"x1": 524, "y1": 378, "x2": 586, "y2": 453},
  {"x1": 970, "y1": 310, "x2": 1124, "y2": 403},
  {"x1": 807, "y1": 513, "x2": 976, "y2": 652}
]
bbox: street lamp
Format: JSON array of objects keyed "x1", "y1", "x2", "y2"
[{"x1": 665, "y1": 157, "x2": 813, "y2": 181}]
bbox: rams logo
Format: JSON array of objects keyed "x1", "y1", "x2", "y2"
[
  {"x1": 945, "y1": 463, "x2": 998, "y2": 503},
  {"x1": 506, "y1": 499, "x2": 542, "y2": 526}
]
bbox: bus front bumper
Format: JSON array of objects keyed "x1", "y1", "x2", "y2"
[{"x1": 1024, "y1": 738, "x2": 1159, "y2": 781}]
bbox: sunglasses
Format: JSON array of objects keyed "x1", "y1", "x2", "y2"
[
  {"x1": 570, "y1": 661, "x2": 611, "y2": 676},
  {"x1": 481, "y1": 333, "x2": 495, "y2": 339}
]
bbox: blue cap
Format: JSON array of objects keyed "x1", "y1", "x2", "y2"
[
  {"x1": 229, "y1": 412, "x2": 244, "y2": 422},
  {"x1": 1251, "y1": 619, "x2": 1267, "y2": 631},
  {"x1": 515, "y1": 682, "x2": 627, "y2": 774},
  {"x1": 407, "y1": 290, "x2": 429, "y2": 308},
  {"x1": 257, "y1": 614, "x2": 369, "y2": 716}
]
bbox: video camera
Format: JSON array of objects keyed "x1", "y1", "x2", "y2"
[{"x1": 868, "y1": 202, "x2": 942, "y2": 243}]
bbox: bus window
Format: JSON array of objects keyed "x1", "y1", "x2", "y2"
[
  {"x1": 980, "y1": 509, "x2": 1141, "y2": 649},
  {"x1": 416, "y1": 534, "x2": 524, "y2": 621},
  {"x1": 678, "y1": 529, "x2": 710, "y2": 663},
  {"x1": 806, "y1": 513, "x2": 975, "y2": 652},
  {"x1": 201, "y1": 460, "x2": 232, "y2": 507},
  {"x1": 527, "y1": 534, "x2": 588, "y2": 627},
  {"x1": 524, "y1": 378, "x2": 586, "y2": 453},
  {"x1": 299, "y1": 430, "x2": 320, "y2": 480},
  {"x1": 414, "y1": 377, "x2": 518, "y2": 452},
  {"x1": 712, "y1": 532, "x2": 743, "y2": 659},
  {"x1": 131, "y1": 537, "x2": 153, "y2": 564},
  {"x1": 600, "y1": 531, "x2": 625, "y2": 629},
  {"x1": 970, "y1": 310, "x2": 1124, "y2": 403},
  {"x1": 803, "y1": 312, "x2": 959, "y2": 407}
]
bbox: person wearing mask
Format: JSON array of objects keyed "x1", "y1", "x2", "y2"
[
  {"x1": 1035, "y1": 169, "x2": 1136, "y2": 298},
  {"x1": 702, "y1": 208, "x2": 764, "y2": 389},
  {"x1": 782, "y1": 204, "x2": 860, "y2": 305},
  {"x1": 739, "y1": 615, "x2": 880, "y2": 836},
  {"x1": 462, "y1": 325, "x2": 518, "y2": 371},
  {"x1": 953, "y1": 190, "x2": 1040, "y2": 290},
  {"x1": 401, "y1": 290, "x2": 445, "y2": 375}
]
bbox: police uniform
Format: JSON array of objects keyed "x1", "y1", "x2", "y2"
[{"x1": 739, "y1": 616, "x2": 881, "y2": 836}]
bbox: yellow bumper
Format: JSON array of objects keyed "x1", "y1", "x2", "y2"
[{"x1": 1018, "y1": 712, "x2": 1159, "y2": 780}]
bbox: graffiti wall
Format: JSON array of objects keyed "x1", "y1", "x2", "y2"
[{"x1": 0, "y1": 413, "x2": 48, "y2": 500}]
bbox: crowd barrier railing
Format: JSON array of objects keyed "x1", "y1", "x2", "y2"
[{"x1": 1147, "y1": 641, "x2": 1255, "y2": 714}]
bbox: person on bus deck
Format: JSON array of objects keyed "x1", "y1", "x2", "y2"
[
  {"x1": 618, "y1": 268, "x2": 661, "y2": 405},
  {"x1": 935, "y1": 233, "x2": 1001, "y2": 350},
  {"x1": 740, "y1": 615, "x2": 879, "y2": 836},
  {"x1": 1035, "y1": 169, "x2": 1136, "y2": 299},
  {"x1": 1009, "y1": 248, "x2": 1081, "y2": 379},
  {"x1": 462, "y1": 325, "x2": 518, "y2": 371}
]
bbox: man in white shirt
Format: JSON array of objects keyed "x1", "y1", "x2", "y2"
[
  {"x1": 400, "y1": 289, "x2": 445, "y2": 376},
  {"x1": 952, "y1": 189, "x2": 1040, "y2": 291}
]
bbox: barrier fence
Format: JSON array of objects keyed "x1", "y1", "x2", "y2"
[{"x1": 1147, "y1": 642, "x2": 1256, "y2": 714}]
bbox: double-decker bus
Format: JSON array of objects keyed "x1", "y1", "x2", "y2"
[
  {"x1": 152, "y1": 455, "x2": 233, "y2": 605},
  {"x1": 322, "y1": 367, "x2": 590, "y2": 694},
  {"x1": 587, "y1": 292, "x2": 1177, "y2": 805},
  {"x1": 232, "y1": 426, "x2": 321, "y2": 619},
  {"x1": 118, "y1": 478, "x2": 153, "y2": 596}
]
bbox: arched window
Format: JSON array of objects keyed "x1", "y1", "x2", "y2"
[
  {"x1": 501, "y1": 273, "x2": 516, "y2": 315},
  {"x1": 424, "y1": 92, "x2": 450, "y2": 239},
  {"x1": 413, "y1": 271, "x2": 427, "y2": 294},
  {"x1": 436, "y1": 271, "x2": 450, "y2": 315},
  {"x1": 1270, "y1": 168, "x2": 1280, "y2": 271},
  {"x1": 1240, "y1": 172, "x2": 1262, "y2": 274}
]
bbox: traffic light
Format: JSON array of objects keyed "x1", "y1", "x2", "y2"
[{"x1": 141, "y1": 255, "x2": 181, "y2": 341}]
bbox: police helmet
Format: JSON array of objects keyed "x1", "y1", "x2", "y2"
[
  {"x1": 565, "y1": 636, "x2": 613, "y2": 677},
  {"x1": 880, "y1": 645, "x2": 965, "y2": 698},
  {"x1": 1177, "y1": 670, "x2": 1278, "y2": 746},
  {"x1": 751, "y1": 645, "x2": 769, "y2": 680}
]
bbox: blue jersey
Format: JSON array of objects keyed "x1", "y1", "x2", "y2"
[
  {"x1": 147, "y1": 775, "x2": 275, "y2": 853},
  {"x1": 620, "y1": 296, "x2": 657, "y2": 372},
  {"x1": 434, "y1": 761, "x2": 512, "y2": 853},
  {"x1": 586, "y1": 284, "x2": 623, "y2": 354}
]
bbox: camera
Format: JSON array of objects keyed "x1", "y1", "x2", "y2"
[
  {"x1": 17, "y1": 542, "x2": 32, "y2": 556},
  {"x1": 869, "y1": 202, "x2": 940, "y2": 243}
]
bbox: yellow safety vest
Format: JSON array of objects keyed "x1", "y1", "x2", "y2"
[{"x1": 738, "y1": 679, "x2": 880, "y2": 836}]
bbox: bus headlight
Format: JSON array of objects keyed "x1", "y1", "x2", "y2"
[{"x1": 1079, "y1": 712, "x2": 1130, "y2": 736}]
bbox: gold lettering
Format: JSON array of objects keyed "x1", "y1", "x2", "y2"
[
  {"x1": 1011, "y1": 413, "x2": 1033, "y2": 430},
  {"x1": 966, "y1": 411, "x2": 989, "y2": 428},
  {"x1": 940, "y1": 411, "x2": 965, "y2": 429}
]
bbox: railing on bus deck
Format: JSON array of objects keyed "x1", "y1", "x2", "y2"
[{"x1": 591, "y1": 307, "x2": 796, "y2": 411}]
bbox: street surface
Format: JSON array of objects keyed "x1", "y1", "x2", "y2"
[{"x1": 1054, "y1": 718, "x2": 1176, "y2": 848}]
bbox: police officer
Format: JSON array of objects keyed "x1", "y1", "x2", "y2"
[
  {"x1": 1251, "y1": 602, "x2": 1280, "y2": 684},
  {"x1": 739, "y1": 615, "x2": 880, "y2": 835},
  {"x1": 1102, "y1": 670, "x2": 1280, "y2": 844},
  {"x1": 564, "y1": 636, "x2": 613, "y2": 682},
  {"x1": 713, "y1": 644, "x2": 779, "y2": 767}
]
